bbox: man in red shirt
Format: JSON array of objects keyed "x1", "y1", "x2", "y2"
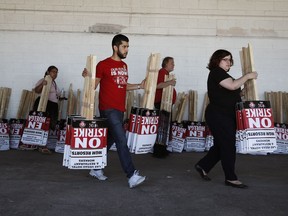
[
  {"x1": 154, "y1": 57, "x2": 177, "y2": 110},
  {"x1": 83, "y1": 34, "x2": 146, "y2": 188}
]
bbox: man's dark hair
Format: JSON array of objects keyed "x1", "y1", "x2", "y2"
[
  {"x1": 161, "y1": 56, "x2": 173, "y2": 68},
  {"x1": 112, "y1": 34, "x2": 129, "y2": 47}
]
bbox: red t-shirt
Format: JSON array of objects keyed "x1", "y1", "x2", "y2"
[
  {"x1": 96, "y1": 57, "x2": 128, "y2": 112},
  {"x1": 154, "y1": 68, "x2": 176, "y2": 104}
]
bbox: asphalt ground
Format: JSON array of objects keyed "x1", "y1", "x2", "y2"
[{"x1": 0, "y1": 149, "x2": 287, "y2": 216}]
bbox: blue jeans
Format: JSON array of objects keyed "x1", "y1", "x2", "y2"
[{"x1": 100, "y1": 109, "x2": 135, "y2": 178}]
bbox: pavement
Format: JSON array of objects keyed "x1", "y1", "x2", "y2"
[{"x1": 0, "y1": 149, "x2": 287, "y2": 216}]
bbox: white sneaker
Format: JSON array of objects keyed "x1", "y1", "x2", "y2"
[
  {"x1": 128, "y1": 170, "x2": 146, "y2": 188},
  {"x1": 89, "y1": 169, "x2": 107, "y2": 181}
]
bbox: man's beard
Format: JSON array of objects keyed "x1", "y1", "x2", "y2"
[{"x1": 117, "y1": 50, "x2": 127, "y2": 59}]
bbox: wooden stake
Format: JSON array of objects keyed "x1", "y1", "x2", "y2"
[
  {"x1": 76, "y1": 89, "x2": 81, "y2": 115},
  {"x1": 141, "y1": 53, "x2": 161, "y2": 109},
  {"x1": 160, "y1": 74, "x2": 174, "y2": 112},
  {"x1": 239, "y1": 44, "x2": 259, "y2": 101},
  {"x1": 37, "y1": 75, "x2": 53, "y2": 112},
  {"x1": 201, "y1": 92, "x2": 209, "y2": 122},
  {"x1": 81, "y1": 55, "x2": 97, "y2": 119}
]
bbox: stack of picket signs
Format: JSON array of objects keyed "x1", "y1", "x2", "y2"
[
  {"x1": 126, "y1": 107, "x2": 159, "y2": 154},
  {"x1": 0, "y1": 87, "x2": 12, "y2": 151},
  {"x1": 235, "y1": 100, "x2": 277, "y2": 155},
  {"x1": 62, "y1": 115, "x2": 108, "y2": 169}
]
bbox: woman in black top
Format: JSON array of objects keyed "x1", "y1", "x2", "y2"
[{"x1": 195, "y1": 49, "x2": 258, "y2": 188}]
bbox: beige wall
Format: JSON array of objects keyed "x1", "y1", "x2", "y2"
[{"x1": 1, "y1": 0, "x2": 288, "y2": 38}]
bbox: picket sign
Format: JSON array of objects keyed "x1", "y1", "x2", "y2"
[
  {"x1": 9, "y1": 118, "x2": 26, "y2": 149},
  {"x1": 63, "y1": 115, "x2": 82, "y2": 167},
  {"x1": 127, "y1": 107, "x2": 140, "y2": 153},
  {"x1": 55, "y1": 119, "x2": 67, "y2": 153},
  {"x1": 0, "y1": 119, "x2": 10, "y2": 151},
  {"x1": 20, "y1": 111, "x2": 50, "y2": 146},
  {"x1": 184, "y1": 121, "x2": 206, "y2": 152},
  {"x1": 236, "y1": 101, "x2": 277, "y2": 154},
  {"x1": 168, "y1": 121, "x2": 187, "y2": 153},
  {"x1": 204, "y1": 126, "x2": 213, "y2": 151},
  {"x1": 46, "y1": 124, "x2": 59, "y2": 150},
  {"x1": 273, "y1": 123, "x2": 288, "y2": 154},
  {"x1": 63, "y1": 116, "x2": 108, "y2": 169}
]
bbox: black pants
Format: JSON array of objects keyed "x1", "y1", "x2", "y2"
[
  {"x1": 197, "y1": 104, "x2": 238, "y2": 180},
  {"x1": 33, "y1": 97, "x2": 58, "y2": 130}
]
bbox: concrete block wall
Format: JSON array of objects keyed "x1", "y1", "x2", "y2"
[{"x1": 0, "y1": 1, "x2": 287, "y2": 120}]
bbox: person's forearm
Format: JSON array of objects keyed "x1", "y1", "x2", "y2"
[
  {"x1": 34, "y1": 83, "x2": 44, "y2": 93},
  {"x1": 127, "y1": 83, "x2": 142, "y2": 91}
]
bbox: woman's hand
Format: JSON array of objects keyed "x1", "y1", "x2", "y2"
[{"x1": 246, "y1": 71, "x2": 258, "y2": 80}]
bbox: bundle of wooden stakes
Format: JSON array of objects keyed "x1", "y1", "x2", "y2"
[
  {"x1": 172, "y1": 92, "x2": 188, "y2": 123},
  {"x1": 16, "y1": 89, "x2": 36, "y2": 119},
  {"x1": 201, "y1": 92, "x2": 209, "y2": 122},
  {"x1": 0, "y1": 87, "x2": 12, "y2": 119},
  {"x1": 141, "y1": 53, "x2": 161, "y2": 109},
  {"x1": 239, "y1": 44, "x2": 259, "y2": 101},
  {"x1": 265, "y1": 91, "x2": 288, "y2": 124},
  {"x1": 37, "y1": 75, "x2": 52, "y2": 112},
  {"x1": 81, "y1": 55, "x2": 97, "y2": 120},
  {"x1": 66, "y1": 84, "x2": 82, "y2": 117}
]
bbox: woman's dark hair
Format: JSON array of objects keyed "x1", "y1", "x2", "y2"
[
  {"x1": 112, "y1": 34, "x2": 129, "y2": 48},
  {"x1": 207, "y1": 49, "x2": 234, "y2": 70},
  {"x1": 44, "y1": 65, "x2": 58, "y2": 76},
  {"x1": 161, "y1": 57, "x2": 173, "y2": 68}
]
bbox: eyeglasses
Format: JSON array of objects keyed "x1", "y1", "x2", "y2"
[{"x1": 222, "y1": 58, "x2": 231, "y2": 62}]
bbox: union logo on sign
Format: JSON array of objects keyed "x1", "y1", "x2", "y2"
[{"x1": 79, "y1": 121, "x2": 86, "y2": 128}]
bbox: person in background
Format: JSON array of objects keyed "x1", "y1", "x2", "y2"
[
  {"x1": 33, "y1": 65, "x2": 60, "y2": 154},
  {"x1": 82, "y1": 34, "x2": 146, "y2": 189},
  {"x1": 154, "y1": 56, "x2": 177, "y2": 110},
  {"x1": 194, "y1": 49, "x2": 258, "y2": 188}
]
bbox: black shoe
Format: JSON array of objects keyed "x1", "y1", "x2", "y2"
[
  {"x1": 225, "y1": 180, "x2": 248, "y2": 189},
  {"x1": 194, "y1": 164, "x2": 211, "y2": 181}
]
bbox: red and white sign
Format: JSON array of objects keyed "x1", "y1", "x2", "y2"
[
  {"x1": 63, "y1": 117, "x2": 108, "y2": 169},
  {"x1": 21, "y1": 111, "x2": 50, "y2": 146},
  {"x1": 0, "y1": 119, "x2": 10, "y2": 151},
  {"x1": 236, "y1": 101, "x2": 277, "y2": 154},
  {"x1": 133, "y1": 108, "x2": 159, "y2": 154},
  {"x1": 55, "y1": 119, "x2": 67, "y2": 153},
  {"x1": 169, "y1": 121, "x2": 187, "y2": 153},
  {"x1": 184, "y1": 121, "x2": 206, "y2": 152},
  {"x1": 9, "y1": 119, "x2": 25, "y2": 149},
  {"x1": 274, "y1": 123, "x2": 288, "y2": 154}
]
